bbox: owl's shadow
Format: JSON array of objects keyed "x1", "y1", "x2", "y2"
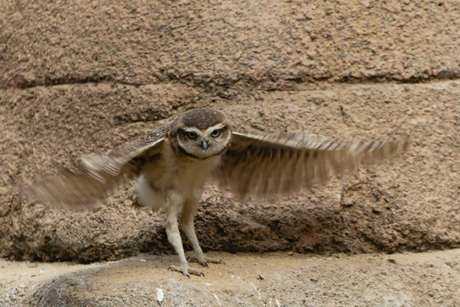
[{"x1": 183, "y1": 193, "x2": 406, "y2": 256}]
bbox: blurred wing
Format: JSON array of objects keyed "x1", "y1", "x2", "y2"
[
  {"x1": 24, "y1": 128, "x2": 165, "y2": 210},
  {"x1": 213, "y1": 130, "x2": 408, "y2": 198}
]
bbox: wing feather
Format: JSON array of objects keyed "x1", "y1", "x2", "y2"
[
  {"x1": 213, "y1": 130, "x2": 408, "y2": 198},
  {"x1": 24, "y1": 128, "x2": 165, "y2": 210}
]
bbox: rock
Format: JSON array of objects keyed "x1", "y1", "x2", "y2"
[
  {"x1": 1, "y1": 1, "x2": 460, "y2": 89},
  {"x1": 2, "y1": 250, "x2": 460, "y2": 306}
]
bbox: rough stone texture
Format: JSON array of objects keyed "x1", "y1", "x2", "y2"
[
  {"x1": 2, "y1": 250, "x2": 460, "y2": 306},
  {"x1": 1, "y1": 0, "x2": 460, "y2": 90},
  {"x1": 1, "y1": 80, "x2": 459, "y2": 263},
  {"x1": 1, "y1": 0, "x2": 460, "y2": 304}
]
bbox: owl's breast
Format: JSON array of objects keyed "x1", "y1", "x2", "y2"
[{"x1": 141, "y1": 142, "x2": 221, "y2": 197}]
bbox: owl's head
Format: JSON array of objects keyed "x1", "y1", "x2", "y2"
[{"x1": 170, "y1": 109, "x2": 232, "y2": 159}]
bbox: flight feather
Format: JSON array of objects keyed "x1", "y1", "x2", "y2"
[
  {"x1": 213, "y1": 130, "x2": 408, "y2": 198},
  {"x1": 24, "y1": 128, "x2": 165, "y2": 209}
]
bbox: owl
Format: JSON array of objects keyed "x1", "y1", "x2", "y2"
[{"x1": 25, "y1": 109, "x2": 407, "y2": 277}]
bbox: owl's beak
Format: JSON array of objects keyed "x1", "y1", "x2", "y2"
[{"x1": 201, "y1": 141, "x2": 208, "y2": 151}]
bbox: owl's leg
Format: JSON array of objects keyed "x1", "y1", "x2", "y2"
[
  {"x1": 164, "y1": 190, "x2": 205, "y2": 278},
  {"x1": 180, "y1": 197, "x2": 225, "y2": 267}
]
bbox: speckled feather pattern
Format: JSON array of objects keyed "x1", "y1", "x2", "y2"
[
  {"x1": 213, "y1": 130, "x2": 408, "y2": 198},
  {"x1": 24, "y1": 128, "x2": 165, "y2": 210}
]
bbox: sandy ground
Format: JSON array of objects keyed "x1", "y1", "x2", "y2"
[{"x1": 2, "y1": 249, "x2": 460, "y2": 306}]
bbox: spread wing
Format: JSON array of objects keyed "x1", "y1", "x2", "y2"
[
  {"x1": 213, "y1": 130, "x2": 408, "y2": 198},
  {"x1": 24, "y1": 128, "x2": 165, "y2": 210}
]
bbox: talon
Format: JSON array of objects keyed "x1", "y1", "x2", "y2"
[
  {"x1": 220, "y1": 259, "x2": 226, "y2": 265},
  {"x1": 201, "y1": 272, "x2": 205, "y2": 277},
  {"x1": 204, "y1": 262, "x2": 209, "y2": 268},
  {"x1": 167, "y1": 266, "x2": 172, "y2": 271},
  {"x1": 187, "y1": 274, "x2": 191, "y2": 279}
]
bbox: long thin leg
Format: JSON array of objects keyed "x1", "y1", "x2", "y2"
[
  {"x1": 164, "y1": 190, "x2": 204, "y2": 278},
  {"x1": 180, "y1": 197, "x2": 225, "y2": 266}
]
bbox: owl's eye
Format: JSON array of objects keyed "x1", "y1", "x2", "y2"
[
  {"x1": 211, "y1": 129, "x2": 221, "y2": 137},
  {"x1": 187, "y1": 131, "x2": 197, "y2": 139}
]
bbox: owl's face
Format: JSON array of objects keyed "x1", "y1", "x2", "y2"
[
  {"x1": 172, "y1": 109, "x2": 232, "y2": 159},
  {"x1": 177, "y1": 123, "x2": 231, "y2": 159}
]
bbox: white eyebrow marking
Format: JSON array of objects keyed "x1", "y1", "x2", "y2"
[
  {"x1": 204, "y1": 123, "x2": 226, "y2": 136},
  {"x1": 184, "y1": 127, "x2": 203, "y2": 135}
]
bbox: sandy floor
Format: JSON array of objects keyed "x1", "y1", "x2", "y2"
[{"x1": 2, "y1": 249, "x2": 460, "y2": 306}]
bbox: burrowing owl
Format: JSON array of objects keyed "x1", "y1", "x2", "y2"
[{"x1": 26, "y1": 109, "x2": 407, "y2": 277}]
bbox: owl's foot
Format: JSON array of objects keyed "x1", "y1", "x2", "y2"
[
  {"x1": 188, "y1": 254, "x2": 226, "y2": 267},
  {"x1": 168, "y1": 264, "x2": 205, "y2": 278}
]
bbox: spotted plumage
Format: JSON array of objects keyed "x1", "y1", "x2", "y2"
[{"x1": 25, "y1": 108, "x2": 408, "y2": 277}]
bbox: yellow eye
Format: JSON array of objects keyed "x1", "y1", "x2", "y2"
[
  {"x1": 211, "y1": 129, "x2": 221, "y2": 137},
  {"x1": 187, "y1": 132, "x2": 197, "y2": 139}
]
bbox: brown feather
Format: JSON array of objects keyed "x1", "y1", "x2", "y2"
[
  {"x1": 213, "y1": 130, "x2": 408, "y2": 198},
  {"x1": 24, "y1": 128, "x2": 165, "y2": 210}
]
